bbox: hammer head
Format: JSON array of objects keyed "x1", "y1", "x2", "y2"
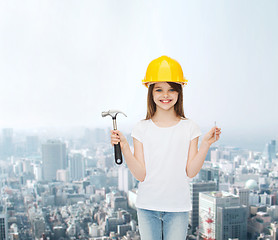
[{"x1": 101, "y1": 110, "x2": 127, "y2": 119}]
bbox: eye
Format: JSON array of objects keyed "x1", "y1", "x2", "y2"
[
  {"x1": 155, "y1": 89, "x2": 162, "y2": 92},
  {"x1": 169, "y1": 89, "x2": 175, "y2": 92}
]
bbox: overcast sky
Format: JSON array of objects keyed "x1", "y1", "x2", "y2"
[{"x1": 0, "y1": 0, "x2": 277, "y2": 149}]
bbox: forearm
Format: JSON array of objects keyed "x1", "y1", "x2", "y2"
[
  {"x1": 187, "y1": 141, "x2": 210, "y2": 178},
  {"x1": 121, "y1": 143, "x2": 146, "y2": 182}
]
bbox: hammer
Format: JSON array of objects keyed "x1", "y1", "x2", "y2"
[{"x1": 101, "y1": 110, "x2": 127, "y2": 165}]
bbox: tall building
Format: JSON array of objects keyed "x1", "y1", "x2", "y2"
[
  {"x1": 199, "y1": 191, "x2": 247, "y2": 240},
  {"x1": 1, "y1": 128, "x2": 13, "y2": 160},
  {"x1": 42, "y1": 140, "x2": 67, "y2": 181},
  {"x1": 32, "y1": 216, "x2": 45, "y2": 239},
  {"x1": 198, "y1": 168, "x2": 219, "y2": 189},
  {"x1": 264, "y1": 140, "x2": 276, "y2": 163},
  {"x1": 210, "y1": 149, "x2": 220, "y2": 163},
  {"x1": 189, "y1": 181, "x2": 217, "y2": 234},
  {"x1": 118, "y1": 166, "x2": 134, "y2": 193},
  {"x1": 230, "y1": 186, "x2": 250, "y2": 208},
  {"x1": 69, "y1": 153, "x2": 85, "y2": 181},
  {"x1": 0, "y1": 205, "x2": 8, "y2": 240},
  {"x1": 56, "y1": 169, "x2": 69, "y2": 182},
  {"x1": 33, "y1": 164, "x2": 43, "y2": 181},
  {"x1": 26, "y1": 136, "x2": 39, "y2": 156},
  {"x1": 270, "y1": 222, "x2": 278, "y2": 240},
  {"x1": 217, "y1": 205, "x2": 248, "y2": 240},
  {"x1": 88, "y1": 223, "x2": 100, "y2": 237},
  {"x1": 93, "y1": 128, "x2": 107, "y2": 144},
  {"x1": 205, "y1": 147, "x2": 218, "y2": 162}
]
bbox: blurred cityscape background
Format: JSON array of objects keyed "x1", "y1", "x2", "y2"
[{"x1": 0, "y1": 128, "x2": 277, "y2": 239}]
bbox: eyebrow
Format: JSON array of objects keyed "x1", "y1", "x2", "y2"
[{"x1": 154, "y1": 86, "x2": 174, "y2": 89}]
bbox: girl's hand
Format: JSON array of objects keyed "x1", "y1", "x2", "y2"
[
  {"x1": 110, "y1": 130, "x2": 128, "y2": 149},
  {"x1": 202, "y1": 127, "x2": 222, "y2": 146}
]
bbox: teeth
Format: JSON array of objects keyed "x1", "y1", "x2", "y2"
[{"x1": 161, "y1": 100, "x2": 170, "y2": 103}]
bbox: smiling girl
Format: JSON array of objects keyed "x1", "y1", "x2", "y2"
[{"x1": 111, "y1": 56, "x2": 221, "y2": 240}]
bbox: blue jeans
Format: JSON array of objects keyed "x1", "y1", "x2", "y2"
[{"x1": 137, "y1": 208, "x2": 189, "y2": 240}]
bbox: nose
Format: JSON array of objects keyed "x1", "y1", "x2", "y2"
[{"x1": 163, "y1": 91, "x2": 169, "y2": 98}]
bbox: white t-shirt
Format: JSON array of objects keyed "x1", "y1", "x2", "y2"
[{"x1": 131, "y1": 118, "x2": 202, "y2": 212}]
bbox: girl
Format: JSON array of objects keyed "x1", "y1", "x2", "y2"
[{"x1": 110, "y1": 56, "x2": 221, "y2": 240}]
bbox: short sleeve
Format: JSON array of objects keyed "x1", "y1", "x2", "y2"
[
  {"x1": 131, "y1": 121, "x2": 144, "y2": 143},
  {"x1": 190, "y1": 120, "x2": 202, "y2": 141}
]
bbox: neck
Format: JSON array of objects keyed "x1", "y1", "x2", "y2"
[{"x1": 152, "y1": 108, "x2": 180, "y2": 122}]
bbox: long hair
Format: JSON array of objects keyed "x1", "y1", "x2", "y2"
[{"x1": 145, "y1": 82, "x2": 186, "y2": 120}]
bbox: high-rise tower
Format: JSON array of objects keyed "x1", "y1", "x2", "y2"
[
  {"x1": 42, "y1": 140, "x2": 67, "y2": 181},
  {"x1": 69, "y1": 153, "x2": 85, "y2": 181},
  {"x1": 1, "y1": 128, "x2": 13, "y2": 160},
  {"x1": 264, "y1": 140, "x2": 276, "y2": 163},
  {"x1": 0, "y1": 205, "x2": 8, "y2": 240},
  {"x1": 118, "y1": 166, "x2": 134, "y2": 193},
  {"x1": 26, "y1": 136, "x2": 39, "y2": 156},
  {"x1": 199, "y1": 191, "x2": 247, "y2": 240},
  {"x1": 189, "y1": 181, "x2": 217, "y2": 235}
]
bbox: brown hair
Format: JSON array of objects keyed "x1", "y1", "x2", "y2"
[{"x1": 145, "y1": 82, "x2": 186, "y2": 120}]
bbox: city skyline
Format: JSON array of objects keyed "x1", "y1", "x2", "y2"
[
  {"x1": 0, "y1": 128, "x2": 277, "y2": 239},
  {"x1": 0, "y1": 125, "x2": 275, "y2": 153}
]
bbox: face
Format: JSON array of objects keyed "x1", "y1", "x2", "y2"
[{"x1": 152, "y1": 82, "x2": 179, "y2": 111}]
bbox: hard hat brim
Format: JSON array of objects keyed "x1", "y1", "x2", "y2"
[{"x1": 142, "y1": 80, "x2": 188, "y2": 88}]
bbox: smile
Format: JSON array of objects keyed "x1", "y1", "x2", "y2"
[{"x1": 160, "y1": 100, "x2": 172, "y2": 103}]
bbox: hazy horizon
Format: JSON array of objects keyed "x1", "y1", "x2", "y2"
[{"x1": 0, "y1": 123, "x2": 273, "y2": 153}]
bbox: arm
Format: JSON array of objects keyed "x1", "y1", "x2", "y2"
[
  {"x1": 186, "y1": 137, "x2": 210, "y2": 178},
  {"x1": 186, "y1": 126, "x2": 221, "y2": 178},
  {"x1": 122, "y1": 138, "x2": 146, "y2": 182},
  {"x1": 111, "y1": 130, "x2": 146, "y2": 182}
]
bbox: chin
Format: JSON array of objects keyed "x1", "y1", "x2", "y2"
[{"x1": 158, "y1": 105, "x2": 175, "y2": 111}]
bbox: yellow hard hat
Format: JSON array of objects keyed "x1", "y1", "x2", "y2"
[{"x1": 142, "y1": 55, "x2": 188, "y2": 87}]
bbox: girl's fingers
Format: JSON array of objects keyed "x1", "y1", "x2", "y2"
[
  {"x1": 111, "y1": 132, "x2": 120, "y2": 137},
  {"x1": 111, "y1": 139, "x2": 120, "y2": 145},
  {"x1": 111, "y1": 139, "x2": 119, "y2": 144},
  {"x1": 111, "y1": 135, "x2": 118, "y2": 140},
  {"x1": 111, "y1": 133, "x2": 120, "y2": 137},
  {"x1": 110, "y1": 129, "x2": 124, "y2": 146},
  {"x1": 111, "y1": 130, "x2": 119, "y2": 143},
  {"x1": 111, "y1": 131, "x2": 121, "y2": 138}
]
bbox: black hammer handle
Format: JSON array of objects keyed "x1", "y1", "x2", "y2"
[{"x1": 114, "y1": 143, "x2": 123, "y2": 165}]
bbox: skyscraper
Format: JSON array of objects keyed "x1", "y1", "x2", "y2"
[
  {"x1": 93, "y1": 128, "x2": 107, "y2": 144},
  {"x1": 231, "y1": 186, "x2": 250, "y2": 208},
  {"x1": 210, "y1": 149, "x2": 220, "y2": 163},
  {"x1": 205, "y1": 146, "x2": 218, "y2": 162},
  {"x1": 217, "y1": 205, "x2": 248, "y2": 239},
  {"x1": 42, "y1": 140, "x2": 67, "y2": 181},
  {"x1": 198, "y1": 167, "x2": 220, "y2": 189},
  {"x1": 264, "y1": 140, "x2": 276, "y2": 163},
  {"x1": 199, "y1": 191, "x2": 247, "y2": 240},
  {"x1": 189, "y1": 181, "x2": 217, "y2": 234},
  {"x1": 69, "y1": 153, "x2": 85, "y2": 181},
  {"x1": 33, "y1": 164, "x2": 43, "y2": 181},
  {"x1": 1, "y1": 128, "x2": 13, "y2": 160},
  {"x1": 118, "y1": 166, "x2": 134, "y2": 193},
  {"x1": 26, "y1": 136, "x2": 39, "y2": 156},
  {"x1": 0, "y1": 205, "x2": 8, "y2": 240},
  {"x1": 56, "y1": 169, "x2": 69, "y2": 182}
]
